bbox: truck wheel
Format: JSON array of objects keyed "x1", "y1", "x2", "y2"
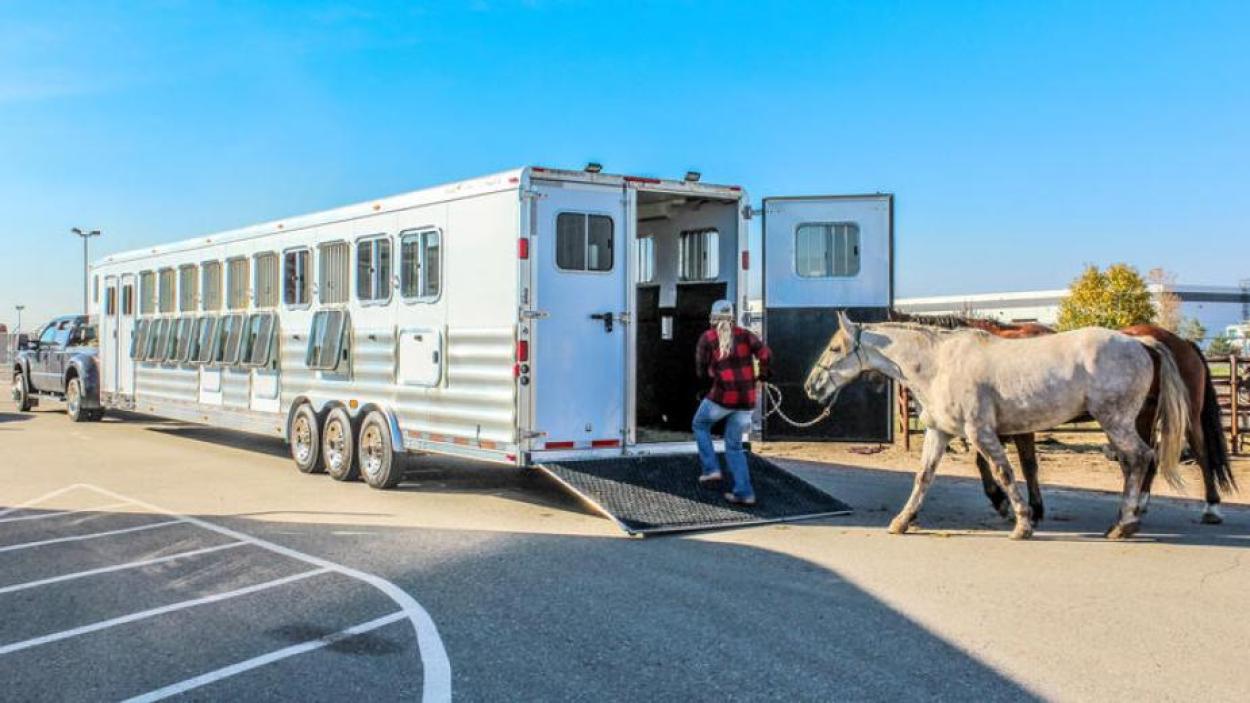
[
  {"x1": 289, "y1": 404, "x2": 324, "y2": 474},
  {"x1": 322, "y1": 407, "x2": 359, "y2": 481},
  {"x1": 66, "y1": 378, "x2": 87, "y2": 422},
  {"x1": 359, "y1": 410, "x2": 402, "y2": 489},
  {"x1": 12, "y1": 371, "x2": 32, "y2": 412}
]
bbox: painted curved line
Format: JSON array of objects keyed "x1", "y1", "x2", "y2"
[{"x1": 75, "y1": 484, "x2": 452, "y2": 702}]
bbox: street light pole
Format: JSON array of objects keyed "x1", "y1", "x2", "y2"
[
  {"x1": 15, "y1": 305, "x2": 24, "y2": 333},
  {"x1": 71, "y1": 227, "x2": 101, "y2": 316}
]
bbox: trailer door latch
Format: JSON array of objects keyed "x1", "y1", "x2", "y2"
[
  {"x1": 521, "y1": 309, "x2": 549, "y2": 320},
  {"x1": 590, "y1": 311, "x2": 615, "y2": 332}
]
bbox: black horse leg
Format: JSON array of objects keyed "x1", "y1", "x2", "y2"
[
  {"x1": 1015, "y1": 434, "x2": 1044, "y2": 522},
  {"x1": 977, "y1": 447, "x2": 1011, "y2": 518}
]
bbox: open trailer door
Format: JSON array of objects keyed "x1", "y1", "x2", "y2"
[{"x1": 761, "y1": 194, "x2": 894, "y2": 442}]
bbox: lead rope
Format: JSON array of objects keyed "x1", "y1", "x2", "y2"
[{"x1": 762, "y1": 381, "x2": 834, "y2": 428}]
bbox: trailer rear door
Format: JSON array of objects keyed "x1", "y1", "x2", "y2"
[
  {"x1": 761, "y1": 194, "x2": 893, "y2": 442},
  {"x1": 531, "y1": 181, "x2": 627, "y2": 451}
]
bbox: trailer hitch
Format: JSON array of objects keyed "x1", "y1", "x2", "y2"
[{"x1": 590, "y1": 311, "x2": 615, "y2": 333}]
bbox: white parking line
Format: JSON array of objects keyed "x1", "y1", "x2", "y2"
[
  {"x1": 76, "y1": 483, "x2": 452, "y2": 703},
  {"x1": 0, "y1": 519, "x2": 182, "y2": 554},
  {"x1": 0, "y1": 485, "x2": 91, "y2": 518},
  {"x1": 0, "y1": 542, "x2": 247, "y2": 596},
  {"x1": 122, "y1": 611, "x2": 408, "y2": 703},
  {"x1": 0, "y1": 568, "x2": 330, "y2": 656},
  {"x1": 0, "y1": 502, "x2": 133, "y2": 524}
]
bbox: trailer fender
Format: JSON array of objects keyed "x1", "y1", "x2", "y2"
[
  {"x1": 284, "y1": 395, "x2": 324, "y2": 442},
  {"x1": 358, "y1": 402, "x2": 404, "y2": 451},
  {"x1": 64, "y1": 354, "x2": 102, "y2": 408}
]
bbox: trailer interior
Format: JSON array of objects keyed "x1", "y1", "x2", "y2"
[{"x1": 634, "y1": 189, "x2": 741, "y2": 443}]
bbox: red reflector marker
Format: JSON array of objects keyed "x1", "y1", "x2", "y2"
[
  {"x1": 741, "y1": 251, "x2": 750, "y2": 270},
  {"x1": 517, "y1": 339, "x2": 529, "y2": 362},
  {"x1": 591, "y1": 439, "x2": 621, "y2": 448},
  {"x1": 518, "y1": 238, "x2": 529, "y2": 259},
  {"x1": 545, "y1": 441, "x2": 575, "y2": 449}
]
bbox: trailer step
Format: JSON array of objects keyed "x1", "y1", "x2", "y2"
[{"x1": 535, "y1": 453, "x2": 851, "y2": 536}]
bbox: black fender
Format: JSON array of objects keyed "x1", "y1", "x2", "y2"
[{"x1": 63, "y1": 353, "x2": 102, "y2": 409}]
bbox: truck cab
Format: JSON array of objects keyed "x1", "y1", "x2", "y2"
[{"x1": 11, "y1": 315, "x2": 104, "y2": 422}]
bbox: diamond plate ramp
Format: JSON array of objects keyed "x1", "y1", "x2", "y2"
[{"x1": 536, "y1": 453, "x2": 851, "y2": 536}]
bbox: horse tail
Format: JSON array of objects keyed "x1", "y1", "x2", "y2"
[
  {"x1": 1193, "y1": 341, "x2": 1237, "y2": 493},
  {"x1": 1140, "y1": 339, "x2": 1190, "y2": 492}
]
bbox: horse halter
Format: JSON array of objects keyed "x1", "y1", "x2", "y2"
[{"x1": 817, "y1": 324, "x2": 867, "y2": 374}]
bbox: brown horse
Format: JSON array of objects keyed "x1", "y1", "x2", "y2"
[{"x1": 889, "y1": 311, "x2": 1235, "y2": 523}]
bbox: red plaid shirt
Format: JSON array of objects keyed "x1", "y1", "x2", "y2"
[{"x1": 695, "y1": 327, "x2": 772, "y2": 410}]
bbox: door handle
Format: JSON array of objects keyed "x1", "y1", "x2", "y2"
[{"x1": 590, "y1": 312, "x2": 614, "y2": 333}]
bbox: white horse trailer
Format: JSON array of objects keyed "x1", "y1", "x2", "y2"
[{"x1": 91, "y1": 167, "x2": 892, "y2": 491}]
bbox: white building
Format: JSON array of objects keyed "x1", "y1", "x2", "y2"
[{"x1": 896, "y1": 284, "x2": 1250, "y2": 345}]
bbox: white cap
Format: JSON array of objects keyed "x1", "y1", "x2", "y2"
[{"x1": 709, "y1": 299, "x2": 734, "y2": 321}]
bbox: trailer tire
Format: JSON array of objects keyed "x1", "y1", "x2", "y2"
[
  {"x1": 290, "y1": 404, "x2": 324, "y2": 474},
  {"x1": 359, "y1": 411, "x2": 402, "y2": 489},
  {"x1": 66, "y1": 378, "x2": 88, "y2": 422},
  {"x1": 322, "y1": 407, "x2": 359, "y2": 481},
  {"x1": 12, "y1": 371, "x2": 32, "y2": 412}
]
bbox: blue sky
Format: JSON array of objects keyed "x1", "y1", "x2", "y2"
[{"x1": 2, "y1": 1, "x2": 1247, "y2": 328}]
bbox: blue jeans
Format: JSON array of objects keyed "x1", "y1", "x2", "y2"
[{"x1": 692, "y1": 398, "x2": 755, "y2": 499}]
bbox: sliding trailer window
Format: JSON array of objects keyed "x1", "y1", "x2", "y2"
[
  {"x1": 400, "y1": 228, "x2": 441, "y2": 301},
  {"x1": 122, "y1": 283, "x2": 134, "y2": 315},
  {"x1": 158, "y1": 268, "x2": 176, "y2": 314},
  {"x1": 139, "y1": 271, "x2": 156, "y2": 315},
  {"x1": 179, "y1": 265, "x2": 198, "y2": 312},
  {"x1": 105, "y1": 286, "x2": 117, "y2": 316},
  {"x1": 254, "y1": 252, "x2": 279, "y2": 308},
  {"x1": 240, "y1": 312, "x2": 277, "y2": 367},
  {"x1": 189, "y1": 316, "x2": 218, "y2": 364},
  {"x1": 556, "y1": 213, "x2": 613, "y2": 272},
  {"x1": 173, "y1": 317, "x2": 196, "y2": 362},
  {"x1": 202, "y1": 261, "x2": 223, "y2": 311},
  {"x1": 226, "y1": 258, "x2": 249, "y2": 311},
  {"x1": 210, "y1": 314, "x2": 245, "y2": 365},
  {"x1": 356, "y1": 235, "x2": 392, "y2": 303},
  {"x1": 147, "y1": 319, "x2": 170, "y2": 362},
  {"x1": 795, "y1": 222, "x2": 860, "y2": 278},
  {"x1": 319, "y1": 241, "x2": 349, "y2": 305},
  {"x1": 283, "y1": 248, "x2": 312, "y2": 307},
  {"x1": 130, "y1": 319, "x2": 151, "y2": 360},
  {"x1": 678, "y1": 229, "x2": 719, "y2": 281},
  {"x1": 306, "y1": 309, "x2": 348, "y2": 371}
]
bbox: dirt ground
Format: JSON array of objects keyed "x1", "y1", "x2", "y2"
[{"x1": 758, "y1": 430, "x2": 1250, "y2": 506}]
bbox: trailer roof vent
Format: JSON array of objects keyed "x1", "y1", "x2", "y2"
[
  {"x1": 584, "y1": 162, "x2": 603, "y2": 174},
  {"x1": 684, "y1": 170, "x2": 701, "y2": 183}
]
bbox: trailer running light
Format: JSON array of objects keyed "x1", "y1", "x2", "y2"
[
  {"x1": 545, "y1": 441, "x2": 575, "y2": 449},
  {"x1": 518, "y1": 238, "x2": 529, "y2": 259},
  {"x1": 623, "y1": 175, "x2": 662, "y2": 185},
  {"x1": 741, "y1": 251, "x2": 750, "y2": 270},
  {"x1": 591, "y1": 439, "x2": 621, "y2": 448},
  {"x1": 516, "y1": 339, "x2": 529, "y2": 362}
]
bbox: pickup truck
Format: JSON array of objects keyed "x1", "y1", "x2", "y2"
[{"x1": 10, "y1": 315, "x2": 104, "y2": 422}]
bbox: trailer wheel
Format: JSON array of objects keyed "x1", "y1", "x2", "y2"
[
  {"x1": 11, "y1": 371, "x2": 32, "y2": 412},
  {"x1": 290, "y1": 404, "x2": 324, "y2": 474},
  {"x1": 322, "y1": 407, "x2": 359, "y2": 481},
  {"x1": 359, "y1": 411, "x2": 402, "y2": 489},
  {"x1": 66, "y1": 378, "x2": 88, "y2": 422}
]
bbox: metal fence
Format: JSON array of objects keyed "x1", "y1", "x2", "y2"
[{"x1": 0, "y1": 332, "x2": 15, "y2": 382}]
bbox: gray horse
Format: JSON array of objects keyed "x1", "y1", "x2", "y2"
[{"x1": 804, "y1": 312, "x2": 1189, "y2": 540}]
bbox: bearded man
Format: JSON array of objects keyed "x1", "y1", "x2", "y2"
[{"x1": 692, "y1": 300, "x2": 772, "y2": 505}]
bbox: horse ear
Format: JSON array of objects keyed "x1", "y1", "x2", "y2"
[{"x1": 838, "y1": 310, "x2": 858, "y2": 335}]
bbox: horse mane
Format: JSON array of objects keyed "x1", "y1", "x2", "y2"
[
  {"x1": 886, "y1": 309, "x2": 978, "y2": 330},
  {"x1": 887, "y1": 309, "x2": 1054, "y2": 336}
]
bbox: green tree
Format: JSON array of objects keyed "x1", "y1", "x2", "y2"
[
  {"x1": 1057, "y1": 264, "x2": 1157, "y2": 330},
  {"x1": 1208, "y1": 334, "x2": 1236, "y2": 356},
  {"x1": 1176, "y1": 317, "x2": 1206, "y2": 343}
]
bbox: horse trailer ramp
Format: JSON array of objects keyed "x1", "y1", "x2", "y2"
[{"x1": 535, "y1": 453, "x2": 851, "y2": 536}]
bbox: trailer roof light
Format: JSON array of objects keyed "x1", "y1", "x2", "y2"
[
  {"x1": 684, "y1": 171, "x2": 701, "y2": 182},
  {"x1": 584, "y1": 162, "x2": 603, "y2": 174},
  {"x1": 623, "y1": 175, "x2": 661, "y2": 185}
]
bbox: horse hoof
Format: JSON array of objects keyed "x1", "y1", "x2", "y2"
[
  {"x1": 1009, "y1": 524, "x2": 1034, "y2": 540},
  {"x1": 1201, "y1": 511, "x2": 1224, "y2": 525},
  {"x1": 1105, "y1": 522, "x2": 1139, "y2": 540},
  {"x1": 888, "y1": 517, "x2": 911, "y2": 535}
]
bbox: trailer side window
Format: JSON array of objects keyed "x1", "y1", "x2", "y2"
[
  {"x1": 637, "y1": 236, "x2": 655, "y2": 283},
  {"x1": 679, "y1": 229, "x2": 719, "y2": 281},
  {"x1": 190, "y1": 317, "x2": 217, "y2": 364},
  {"x1": 795, "y1": 223, "x2": 860, "y2": 278},
  {"x1": 179, "y1": 265, "x2": 198, "y2": 312},
  {"x1": 306, "y1": 309, "x2": 348, "y2": 370},
  {"x1": 556, "y1": 213, "x2": 613, "y2": 272},
  {"x1": 158, "y1": 268, "x2": 176, "y2": 313},
  {"x1": 254, "y1": 252, "x2": 279, "y2": 308},
  {"x1": 319, "y1": 241, "x2": 349, "y2": 305},
  {"x1": 240, "y1": 313, "x2": 276, "y2": 367},
  {"x1": 283, "y1": 249, "x2": 312, "y2": 307},
  {"x1": 400, "y1": 229, "x2": 441, "y2": 300},
  {"x1": 211, "y1": 314, "x2": 244, "y2": 365},
  {"x1": 139, "y1": 271, "x2": 156, "y2": 315},
  {"x1": 356, "y1": 236, "x2": 392, "y2": 303},
  {"x1": 226, "y1": 258, "x2": 249, "y2": 310},
  {"x1": 164, "y1": 318, "x2": 183, "y2": 360},
  {"x1": 122, "y1": 284, "x2": 134, "y2": 315},
  {"x1": 174, "y1": 317, "x2": 196, "y2": 362},
  {"x1": 131, "y1": 319, "x2": 150, "y2": 359},
  {"x1": 147, "y1": 319, "x2": 169, "y2": 362},
  {"x1": 105, "y1": 286, "x2": 117, "y2": 316},
  {"x1": 202, "y1": 262, "x2": 223, "y2": 311}
]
